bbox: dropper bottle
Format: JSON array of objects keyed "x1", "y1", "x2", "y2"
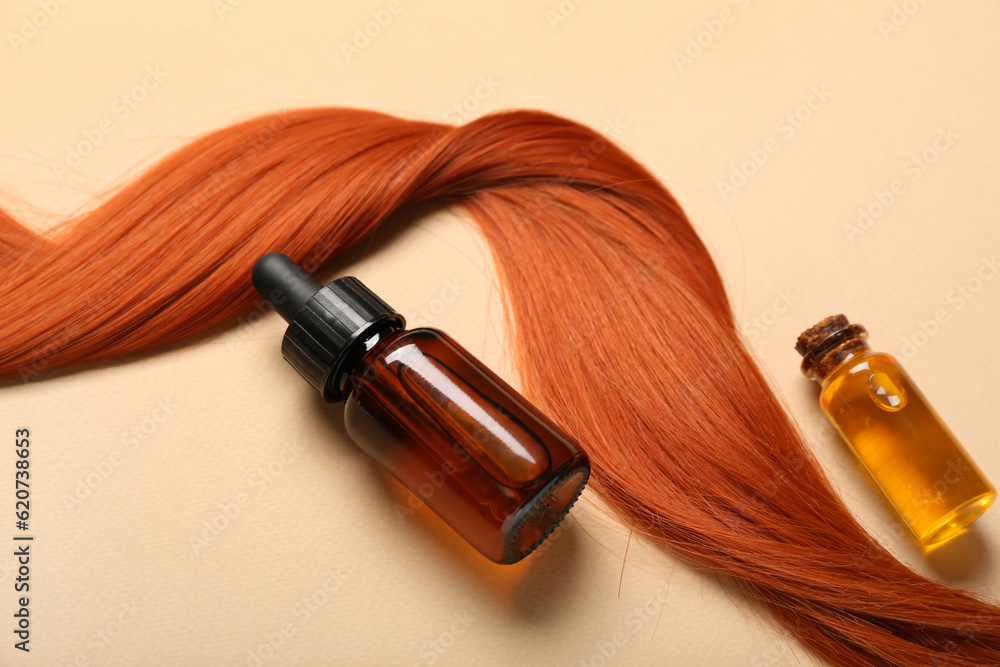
[
  {"x1": 796, "y1": 314, "x2": 995, "y2": 547},
  {"x1": 252, "y1": 253, "x2": 590, "y2": 564}
]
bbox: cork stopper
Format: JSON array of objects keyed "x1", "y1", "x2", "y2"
[
  {"x1": 796, "y1": 314, "x2": 869, "y2": 381},
  {"x1": 795, "y1": 314, "x2": 851, "y2": 356}
]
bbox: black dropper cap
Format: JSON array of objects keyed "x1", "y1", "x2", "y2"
[{"x1": 251, "y1": 253, "x2": 405, "y2": 402}]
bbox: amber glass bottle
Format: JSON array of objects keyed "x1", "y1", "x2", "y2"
[
  {"x1": 252, "y1": 253, "x2": 589, "y2": 564},
  {"x1": 796, "y1": 315, "x2": 995, "y2": 547}
]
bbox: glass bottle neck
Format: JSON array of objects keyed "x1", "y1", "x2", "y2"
[
  {"x1": 805, "y1": 338, "x2": 871, "y2": 384},
  {"x1": 331, "y1": 323, "x2": 406, "y2": 401}
]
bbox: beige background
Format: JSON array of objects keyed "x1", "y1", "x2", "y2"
[{"x1": 1, "y1": 1, "x2": 999, "y2": 665}]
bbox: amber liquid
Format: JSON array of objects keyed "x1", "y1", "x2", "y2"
[
  {"x1": 343, "y1": 328, "x2": 589, "y2": 564},
  {"x1": 821, "y1": 351, "x2": 995, "y2": 546}
]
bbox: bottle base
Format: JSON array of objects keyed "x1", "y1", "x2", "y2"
[
  {"x1": 918, "y1": 490, "x2": 997, "y2": 548},
  {"x1": 501, "y1": 466, "x2": 589, "y2": 564}
]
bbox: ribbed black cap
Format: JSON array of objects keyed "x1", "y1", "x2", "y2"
[{"x1": 251, "y1": 253, "x2": 405, "y2": 402}]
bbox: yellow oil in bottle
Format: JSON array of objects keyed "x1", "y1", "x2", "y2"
[{"x1": 797, "y1": 316, "x2": 995, "y2": 547}]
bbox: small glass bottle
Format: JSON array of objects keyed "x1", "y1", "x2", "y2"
[
  {"x1": 796, "y1": 314, "x2": 995, "y2": 547},
  {"x1": 252, "y1": 253, "x2": 589, "y2": 564}
]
